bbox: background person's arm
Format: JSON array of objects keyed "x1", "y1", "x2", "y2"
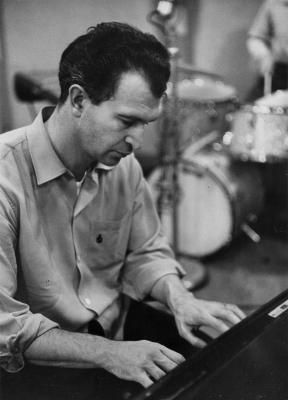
[{"x1": 247, "y1": 0, "x2": 274, "y2": 75}]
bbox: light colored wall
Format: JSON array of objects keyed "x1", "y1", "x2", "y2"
[
  {"x1": 2, "y1": 0, "x2": 156, "y2": 130},
  {"x1": 190, "y1": 0, "x2": 263, "y2": 102},
  {"x1": 1, "y1": 0, "x2": 264, "y2": 155}
]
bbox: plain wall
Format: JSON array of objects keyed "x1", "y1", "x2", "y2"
[
  {"x1": 1, "y1": 0, "x2": 158, "y2": 131},
  {"x1": 191, "y1": 0, "x2": 263, "y2": 101},
  {"x1": 0, "y1": 0, "x2": 264, "y2": 159}
]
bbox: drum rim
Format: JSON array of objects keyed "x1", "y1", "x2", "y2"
[
  {"x1": 241, "y1": 104, "x2": 288, "y2": 115},
  {"x1": 178, "y1": 96, "x2": 239, "y2": 106},
  {"x1": 170, "y1": 77, "x2": 238, "y2": 104},
  {"x1": 229, "y1": 149, "x2": 288, "y2": 163}
]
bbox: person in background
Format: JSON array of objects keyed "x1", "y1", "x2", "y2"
[
  {"x1": 0, "y1": 22, "x2": 245, "y2": 399},
  {"x1": 246, "y1": 0, "x2": 288, "y2": 101}
]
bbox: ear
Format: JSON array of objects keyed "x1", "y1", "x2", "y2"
[{"x1": 68, "y1": 84, "x2": 88, "y2": 117}]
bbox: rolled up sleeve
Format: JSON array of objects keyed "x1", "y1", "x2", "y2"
[
  {"x1": 0, "y1": 298, "x2": 58, "y2": 372},
  {"x1": 0, "y1": 205, "x2": 58, "y2": 373},
  {"x1": 121, "y1": 161, "x2": 185, "y2": 299}
]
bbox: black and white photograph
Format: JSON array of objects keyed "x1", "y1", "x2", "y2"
[{"x1": 0, "y1": 1, "x2": 288, "y2": 399}]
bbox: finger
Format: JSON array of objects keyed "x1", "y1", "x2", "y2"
[
  {"x1": 213, "y1": 306, "x2": 242, "y2": 326},
  {"x1": 154, "y1": 354, "x2": 179, "y2": 373},
  {"x1": 228, "y1": 304, "x2": 246, "y2": 320},
  {"x1": 146, "y1": 364, "x2": 166, "y2": 381},
  {"x1": 159, "y1": 346, "x2": 185, "y2": 365},
  {"x1": 201, "y1": 313, "x2": 230, "y2": 334},
  {"x1": 214, "y1": 303, "x2": 246, "y2": 325},
  {"x1": 177, "y1": 323, "x2": 206, "y2": 348},
  {"x1": 136, "y1": 373, "x2": 154, "y2": 388}
]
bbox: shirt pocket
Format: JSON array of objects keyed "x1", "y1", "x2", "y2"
[{"x1": 87, "y1": 212, "x2": 131, "y2": 269}]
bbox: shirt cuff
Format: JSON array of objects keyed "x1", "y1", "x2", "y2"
[
  {"x1": 122, "y1": 260, "x2": 185, "y2": 300},
  {"x1": 0, "y1": 314, "x2": 59, "y2": 373}
]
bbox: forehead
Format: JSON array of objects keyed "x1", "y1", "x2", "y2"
[{"x1": 110, "y1": 72, "x2": 162, "y2": 120}]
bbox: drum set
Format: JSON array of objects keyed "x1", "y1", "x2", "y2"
[
  {"x1": 146, "y1": 2, "x2": 288, "y2": 259},
  {"x1": 148, "y1": 73, "x2": 288, "y2": 258}
]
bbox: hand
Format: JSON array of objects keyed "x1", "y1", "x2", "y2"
[
  {"x1": 247, "y1": 37, "x2": 274, "y2": 75},
  {"x1": 170, "y1": 292, "x2": 246, "y2": 348},
  {"x1": 102, "y1": 339, "x2": 185, "y2": 387}
]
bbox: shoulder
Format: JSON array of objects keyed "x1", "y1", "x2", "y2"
[{"x1": 0, "y1": 127, "x2": 27, "y2": 161}]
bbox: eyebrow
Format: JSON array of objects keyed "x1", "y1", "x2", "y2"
[{"x1": 118, "y1": 114, "x2": 159, "y2": 124}]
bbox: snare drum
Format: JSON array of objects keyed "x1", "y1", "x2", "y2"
[
  {"x1": 228, "y1": 91, "x2": 288, "y2": 162},
  {"x1": 148, "y1": 147, "x2": 263, "y2": 257},
  {"x1": 175, "y1": 76, "x2": 238, "y2": 147}
]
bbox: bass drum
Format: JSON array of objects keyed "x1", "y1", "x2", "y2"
[{"x1": 148, "y1": 147, "x2": 264, "y2": 257}]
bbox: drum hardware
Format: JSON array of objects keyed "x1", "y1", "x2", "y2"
[
  {"x1": 248, "y1": 112, "x2": 256, "y2": 128},
  {"x1": 148, "y1": 3, "x2": 198, "y2": 257},
  {"x1": 264, "y1": 69, "x2": 272, "y2": 96},
  {"x1": 147, "y1": 4, "x2": 247, "y2": 258},
  {"x1": 206, "y1": 105, "x2": 219, "y2": 122},
  {"x1": 227, "y1": 103, "x2": 288, "y2": 163},
  {"x1": 178, "y1": 130, "x2": 219, "y2": 155},
  {"x1": 241, "y1": 222, "x2": 261, "y2": 243}
]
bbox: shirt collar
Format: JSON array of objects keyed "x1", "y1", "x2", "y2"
[
  {"x1": 27, "y1": 107, "x2": 115, "y2": 186},
  {"x1": 27, "y1": 107, "x2": 67, "y2": 185}
]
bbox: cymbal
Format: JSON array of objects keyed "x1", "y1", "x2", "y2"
[{"x1": 176, "y1": 60, "x2": 224, "y2": 81}]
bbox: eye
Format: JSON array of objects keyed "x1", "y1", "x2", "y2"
[{"x1": 119, "y1": 118, "x2": 135, "y2": 128}]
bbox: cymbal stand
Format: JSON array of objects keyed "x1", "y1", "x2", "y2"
[{"x1": 148, "y1": 8, "x2": 182, "y2": 256}]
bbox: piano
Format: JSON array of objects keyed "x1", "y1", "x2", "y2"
[{"x1": 130, "y1": 289, "x2": 288, "y2": 400}]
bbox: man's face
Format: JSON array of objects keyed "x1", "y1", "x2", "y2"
[{"x1": 77, "y1": 72, "x2": 162, "y2": 167}]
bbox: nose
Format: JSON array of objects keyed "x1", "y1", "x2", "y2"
[{"x1": 125, "y1": 124, "x2": 146, "y2": 151}]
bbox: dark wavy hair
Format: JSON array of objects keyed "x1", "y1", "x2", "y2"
[{"x1": 58, "y1": 22, "x2": 170, "y2": 105}]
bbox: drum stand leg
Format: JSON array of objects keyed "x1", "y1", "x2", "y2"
[{"x1": 148, "y1": 7, "x2": 208, "y2": 291}]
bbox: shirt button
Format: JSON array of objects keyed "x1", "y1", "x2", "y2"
[{"x1": 85, "y1": 298, "x2": 91, "y2": 306}]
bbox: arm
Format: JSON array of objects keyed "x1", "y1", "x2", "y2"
[
  {"x1": 24, "y1": 327, "x2": 185, "y2": 387},
  {"x1": 120, "y1": 157, "x2": 245, "y2": 347},
  {"x1": 247, "y1": 0, "x2": 274, "y2": 75},
  {"x1": 0, "y1": 203, "x2": 183, "y2": 389},
  {"x1": 151, "y1": 274, "x2": 246, "y2": 348}
]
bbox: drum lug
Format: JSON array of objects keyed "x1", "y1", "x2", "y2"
[
  {"x1": 222, "y1": 131, "x2": 233, "y2": 146},
  {"x1": 248, "y1": 112, "x2": 256, "y2": 129},
  {"x1": 225, "y1": 112, "x2": 234, "y2": 124},
  {"x1": 206, "y1": 105, "x2": 218, "y2": 122}
]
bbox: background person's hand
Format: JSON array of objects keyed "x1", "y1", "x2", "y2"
[
  {"x1": 247, "y1": 37, "x2": 274, "y2": 76},
  {"x1": 102, "y1": 339, "x2": 185, "y2": 387}
]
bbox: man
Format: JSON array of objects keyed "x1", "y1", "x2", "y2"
[
  {"x1": 0, "y1": 22, "x2": 245, "y2": 397},
  {"x1": 246, "y1": 0, "x2": 288, "y2": 100}
]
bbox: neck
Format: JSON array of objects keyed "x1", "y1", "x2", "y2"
[{"x1": 45, "y1": 106, "x2": 91, "y2": 180}]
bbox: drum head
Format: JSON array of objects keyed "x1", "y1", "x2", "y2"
[
  {"x1": 176, "y1": 76, "x2": 236, "y2": 102},
  {"x1": 148, "y1": 163, "x2": 233, "y2": 257}
]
